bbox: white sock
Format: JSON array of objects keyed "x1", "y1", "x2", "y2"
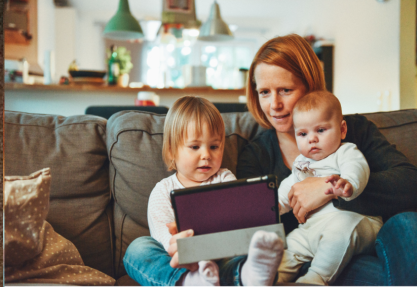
[
  {"x1": 180, "y1": 260, "x2": 220, "y2": 286},
  {"x1": 241, "y1": 230, "x2": 284, "y2": 286}
]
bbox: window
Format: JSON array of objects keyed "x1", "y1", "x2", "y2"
[{"x1": 143, "y1": 38, "x2": 256, "y2": 89}]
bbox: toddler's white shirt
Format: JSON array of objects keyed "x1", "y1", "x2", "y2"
[
  {"x1": 278, "y1": 143, "x2": 370, "y2": 218},
  {"x1": 147, "y1": 168, "x2": 236, "y2": 251}
]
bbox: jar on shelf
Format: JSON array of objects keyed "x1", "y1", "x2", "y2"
[{"x1": 135, "y1": 91, "x2": 160, "y2": 106}]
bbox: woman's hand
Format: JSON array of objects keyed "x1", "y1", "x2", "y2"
[
  {"x1": 166, "y1": 222, "x2": 198, "y2": 271},
  {"x1": 288, "y1": 177, "x2": 336, "y2": 224}
]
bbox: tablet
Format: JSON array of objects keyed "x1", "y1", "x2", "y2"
[{"x1": 170, "y1": 174, "x2": 279, "y2": 236}]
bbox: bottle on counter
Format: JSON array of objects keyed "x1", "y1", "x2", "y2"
[
  {"x1": 20, "y1": 58, "x2": 30, "y2": 84},
  {"x1": 107, "y1": 45, "x2": 120, "y2": 85}
]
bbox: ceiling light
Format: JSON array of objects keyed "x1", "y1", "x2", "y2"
[
  {"x1": 198, "y1": 1, "x2": 233, "y2": 42},
  {"x1": 103, "y1": 0, "x2": 144, "y2": 40}
]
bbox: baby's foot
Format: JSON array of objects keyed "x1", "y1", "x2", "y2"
[
  {"x1": 241, "y1": 230, "x2": 284, "y2": 286},
  {"x1": 180, "y1": 260, "x2": 220, "y2": 286}
]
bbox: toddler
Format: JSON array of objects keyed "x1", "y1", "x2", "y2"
[
  {"x1": 277, "y1": 91, "x2": 383, "y2": 285},
  {"x1": 147, "y1": 96, "x2": 284, "y2": 286}
]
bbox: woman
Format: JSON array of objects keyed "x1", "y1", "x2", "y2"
[
  {"x1": 124, "y1": 34, "x2": 417, "y2": 286},
  {"x1": 236, "y1": 34, "x2": 417, "y2": 285}
]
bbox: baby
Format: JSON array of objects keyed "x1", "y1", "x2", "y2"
[
  {"x1": 277, "y1": 91, "x2": 383, "y2": 285},
  {"x1": 147, "y1": 96, "x2": 283, "y2": 286}
]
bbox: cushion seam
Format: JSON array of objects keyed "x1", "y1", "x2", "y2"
[
  {"x1": 108, "y1": 128, "x2": 253, "y2": 141},
  {"x1": 5, "y1": 121, "x2": 107, "y2": 133},
  {"x1": 371, "y1": 120, "x2": 417, "y2": 130}
]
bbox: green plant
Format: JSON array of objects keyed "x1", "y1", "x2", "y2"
[{"x1": 107, "y1": 46, "x2": 133, "y2": 74}]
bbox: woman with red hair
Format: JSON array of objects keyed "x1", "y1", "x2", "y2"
[{"x1": 238, "y1": 34, "x2": 417, "y2": 285}]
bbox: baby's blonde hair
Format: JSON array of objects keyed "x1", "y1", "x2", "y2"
[
  {"x1": 162, "y1": 96, "x2": 225, "y2": 171},
  {"x1": 294, "y1": 90, "x2": 343, "y2": 121}
]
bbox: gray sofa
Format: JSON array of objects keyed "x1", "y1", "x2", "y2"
[{"x1": 4, "y1": 108, "x2": 417, "y2": 285}]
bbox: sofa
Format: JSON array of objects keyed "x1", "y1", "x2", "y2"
[{"x1": 4, "y1": 108, "x2": 417, "y2": 285}]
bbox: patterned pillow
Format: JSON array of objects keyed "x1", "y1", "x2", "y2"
[
  {"x1": 4, "y1": 168, "x2": 115, "y2": 285},
  {"x1": 5, "y1": 168, "x2": 51, "y2": 266}
]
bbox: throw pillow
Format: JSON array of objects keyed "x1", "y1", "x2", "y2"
[
  {"x1": 4, "y1": 168, "x2": 115, "y2": 285},
  {"x1": 5, "y1": 168, "x2": 51, "y2": 266}
]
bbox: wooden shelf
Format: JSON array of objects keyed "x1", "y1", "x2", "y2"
[{"x1": 5, "y1": 83, "x2": 246, "y2": 95}]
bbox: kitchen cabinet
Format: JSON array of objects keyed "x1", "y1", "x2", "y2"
[{"x1": 5, "y1": 0, "x2": 33, "y2": 45}]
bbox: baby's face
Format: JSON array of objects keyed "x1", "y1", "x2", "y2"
[
  {"x1": 293, "y1": 108, "x2": 346, "y2": 161},
  {"x1": 175, "y1": 121, "x2": 224, "y2": 187}
]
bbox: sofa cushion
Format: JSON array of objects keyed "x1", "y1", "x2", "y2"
[
  {"x1": 358, "y1": 109, "x2": 417, "y2": 167},
  {"x1": 106, "y1": 110, "x2": 264, "y2": 277},
  {"x1": 4, "y1": 111, "x2": 114, "y2": 277}
]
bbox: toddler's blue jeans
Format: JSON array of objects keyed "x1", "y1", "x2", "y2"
[{"x1": 123, "y1": 236, "x2": 247, "y2": 286}]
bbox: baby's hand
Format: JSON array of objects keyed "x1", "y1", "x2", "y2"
[{"x1": 324, "y1": 175, "x2": 353, "y2": 198}]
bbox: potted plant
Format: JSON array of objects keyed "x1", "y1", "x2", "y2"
[{"x1": 107, "y1": 46, "x2": 133, "y2": 87}]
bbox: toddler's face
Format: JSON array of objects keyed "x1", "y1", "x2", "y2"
[
  {"x1": 293, "y1": 108, "x2": 347, "y2": 161},
  {"x1": 174, "y1": 121, "x2": 224, "y2": 187}
]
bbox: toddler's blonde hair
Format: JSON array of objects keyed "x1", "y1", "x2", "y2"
[
  {"x1": 294, "y1": 90, "x2": 343, "y2": 121},
  {"x1": 162, "y1": 96, "x2": 225, "y2": 171}
]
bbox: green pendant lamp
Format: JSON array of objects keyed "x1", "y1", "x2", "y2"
[
  {"x1": 198, "y1": 1, "x2": 233, "y2": 42},
  {"x1": 103, "y1": 0, "x2": 144, "y2": 40}
]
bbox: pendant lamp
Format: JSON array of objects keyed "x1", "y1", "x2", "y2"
[
  {"x1": 103, "y1": 0, "x2": 144, "y2": 40},
  {"x1": 198, "y1": 1, "x2": 233, "y2": 42}
]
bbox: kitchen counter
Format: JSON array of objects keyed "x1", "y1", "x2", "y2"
[
  {"x1": 5, "y1": 83, "x2": 245, "y2": 95},
  {"x1": 5, "y1": 83, "x2": 246, "y2": 116}
]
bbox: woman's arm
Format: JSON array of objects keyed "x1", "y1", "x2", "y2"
[
  {"x1": 236, "y1": 140, "x2": 268, "y2": 179},
  {"x1": 288, "y1": 177, "x2": 336, "y2": 223},
  {"x1": 236, "y1": 130, "x2": 285, "y2": 179},
  {"x1": 237, "y1": 130, "x2": 336, "y2": 224},
  {"x1": 337, "y1": 115, "x2": 417, "y2": 219}
]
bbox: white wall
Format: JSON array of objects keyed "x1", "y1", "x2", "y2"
[
  {"x1": 225, "y1": 0, "x2": 405, "y2": 113},
  {"x1": 75, "y1": 11, "x2": 108, "y2": 71},
  {"x1": 400, "y1": 0, "x2": 417, "y2": 109},
  {"x1": 55, "y1": 7, "x2": 77, "y2": 79},
  {"x1": 4, "y1": 89, "x2": 242, "y2": 116},
  {"x1": 37, "y1": 0, "x2": 56, "y2": 80}
]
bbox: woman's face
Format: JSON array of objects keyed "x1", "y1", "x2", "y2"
[{"x1": 254, "y1": 63, "x2": 307, "y2": 134}]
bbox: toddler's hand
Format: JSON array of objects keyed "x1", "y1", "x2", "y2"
[
  {"x1": 324, "y1": 175, "x2": 353, "y2": 197},
  {"x1": 167, "y1": 226, "x2": 198, "y2": 271},
  {"x1": 166, "y1": 222, "x2": 178, "y2": 235}
]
